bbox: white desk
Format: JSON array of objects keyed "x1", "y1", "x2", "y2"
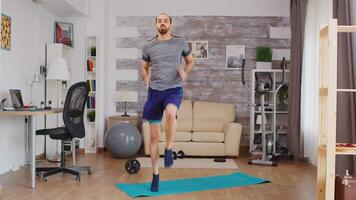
[{"x1": 0, "y1": 108, "x2": 62, "y2": 189}]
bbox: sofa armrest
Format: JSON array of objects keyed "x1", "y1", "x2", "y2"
[
  {"x1": 223, "y1": 122, "x2": 243, "y2": 156},
  {"x1": 142, "y1": 121, "x2": 151, "y2": 155}
]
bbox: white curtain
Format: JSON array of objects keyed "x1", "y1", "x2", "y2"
[{"x1": 300, "y1": 0, "x2": 332, "y2": 165}]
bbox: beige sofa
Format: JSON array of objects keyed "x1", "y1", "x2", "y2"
[{"x1": 142, "y1": 100, "x2": 243, "y2": 157}]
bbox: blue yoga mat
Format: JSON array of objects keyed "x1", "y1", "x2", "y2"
[{"x1": 116, "y1": 172, "x2": 270, "y2": 198}]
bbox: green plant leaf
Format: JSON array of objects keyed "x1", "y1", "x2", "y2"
[{"x1": 256, "y1": 47, "x2": 272, "y2": 62}]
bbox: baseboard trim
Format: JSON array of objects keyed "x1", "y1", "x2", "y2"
[
  {"x1": 97, "y1": 147, "x2": 107, "y2": 153},
  {"x1": 240, "y1": 146, "x2": 249, "y2": 154},
  {"x1": 76, "y1": 148, "x2": 106, "y2": 154},
  {"x1": 36, "y1": 149, "x2": 88, "y2": 158},
  {"x1": 78, "y1": 148, "x2": 85, "y2": 155},
  {"x1": 79, "y1": 147, "x2": 248, "y2": 155},
  {"x1": 35, "y1": 153, "x2": 46, "y2": 160}
]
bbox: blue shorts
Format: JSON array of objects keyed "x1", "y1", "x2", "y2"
[{"x1": 143, "y1": 87, "x2": 183, "y2": 124}]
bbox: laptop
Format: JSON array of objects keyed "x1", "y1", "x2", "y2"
[{"x1": 9, "y1": 89, "x2": 24, "y2": 110}]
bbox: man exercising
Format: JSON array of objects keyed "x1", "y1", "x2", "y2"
[{"x1": 141, "y1": 13, "x2": 195, "y2": 192}]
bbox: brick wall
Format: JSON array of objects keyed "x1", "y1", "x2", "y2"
[{"x1": 115, "y1": 16, "x2": 290, "y2": 145}]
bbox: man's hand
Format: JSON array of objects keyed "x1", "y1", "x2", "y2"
[
  {"x1": 144, "y1": 69, "x2": 151, "y2": 89},
  {"x1": 179, "y1": 54, "x2": 194, "y2": 83},
  {"x1": 141, "y1": 61, "x2": 151, "y2": 89},
  {"x1": 178, "y1": 66, "x2": 188, "y2": 82}
]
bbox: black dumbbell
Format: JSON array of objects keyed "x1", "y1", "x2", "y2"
[
  {"x1": 172, "y1": 150, "x2": 185, "y2": 160},
  {"x1": 125, "y1": 159, "x2": 140, "y2": 174},
  {"x1": 177, "y1": 150, "x2": 185, "y2": 159},
  {"x1": 172, "y1": 151, "x2": 178, "y2": 160}
]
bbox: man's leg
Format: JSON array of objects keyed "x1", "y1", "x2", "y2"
[
  {"x1": 143, "y1": 87, "x2": 165, "y2": 192},
  {"x1": 163, "y1": 103, "x2": 178, "y2": 168},
  {"x1": 164, "y1": 104, "x2": 178, "y2": 150},
  {"x1": 149, "y1": 123, "x2": 160, "y2": 175},
  {"x1": 149, "y1": 123, "x2": 160, "y2": 192}
]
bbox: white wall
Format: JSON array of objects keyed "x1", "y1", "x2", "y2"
[
  {"x1": 0, "y1": 0, "x2": 88, "y2": 174},
  {"x1": 67, "y1": 16, "x2": 87, "y2": 149},
  {"x1": 86, "y1": 0, "x2": 107, "y2": 148},
  {"x1": 44, "y1": 16, "x2": 87, "y2": 153},
  {"x1": 0, "y1": 0, "x2": 56, "y2": 174},
  {"x1": 65, "y1": 0, "x2": 89, "y2": 16},
  {"x1": 0, "y1": 0, "x2": 291, "y2": 172},
  {"x1": 301, "y1": 0, "x2": 332, "y2": 166},
  {"x1": 55, "y1": 17, "x2": 86, "y2": 86},
  {"x1": 112, "y1": 0, "x2": 289, "y2": 16}
]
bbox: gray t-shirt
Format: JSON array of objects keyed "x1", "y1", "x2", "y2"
[{"x1": 142, "y1": 35, "x2": 191, "y2": 91}]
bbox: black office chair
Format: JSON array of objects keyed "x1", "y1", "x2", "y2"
[{"x1": 36, "y1": 82, "x2": 92, "y2": 181}]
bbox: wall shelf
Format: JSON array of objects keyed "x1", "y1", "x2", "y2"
[
  {"x1": 249, "y1": 69, "x2": 290, "y2": 155},
  {"x1": 316, "y1": 19, "x2": 356, "y2": 200},
  {"x1": 84, "y1": 36, "x2": 98, "y2": 154}
]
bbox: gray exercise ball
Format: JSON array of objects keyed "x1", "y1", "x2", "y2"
[{"x1": 105, "y1": 122, "x2": 142, "y2": 158}]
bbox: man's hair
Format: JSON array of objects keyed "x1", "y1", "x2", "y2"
[{"x1": 155, "y1": 13, "x2": 172, "y2": 24}]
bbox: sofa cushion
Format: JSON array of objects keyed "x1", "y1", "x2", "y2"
[
  {"x1": 162, "y1": 100, "x2": 192, "y2": 132},
  {"x1": 193, "y1": 101, "x2": 235, "y2": 132},
  {"x1": 159, "y1": 131, "x2": 192, "y2": 142},
  {"x1": 192, "y1": 132, "x2": 224, "y2": 142}
]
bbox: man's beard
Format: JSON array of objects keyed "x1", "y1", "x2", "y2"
[{"x1": 157, "y1": 26, "x2": 169, "y2": 34}]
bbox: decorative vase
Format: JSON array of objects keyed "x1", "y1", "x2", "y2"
[{"x1": 256, "y1": 62, "x2": 272, "y2": 70}]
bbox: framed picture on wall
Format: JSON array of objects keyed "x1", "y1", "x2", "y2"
[
  {"x1": 1, "y1": 14, "x2": 12, "y2": 50},
  {"x1": 54, "y1": 21, "x2": 74, "y2": 47},
  {"x1": 226, "y1": 45, "x2": 245, "y2": 69},
  {"x1": 188, "y1": 41, "x2": 208, "y2": 59}
]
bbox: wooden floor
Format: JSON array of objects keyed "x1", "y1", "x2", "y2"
[{"x1": 0, "y1": 151, "x2": 316, "y2": 200}]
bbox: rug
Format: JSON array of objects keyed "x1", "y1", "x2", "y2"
[
  {"x1": 135, "y1": 157, "x2": 238, "y2": 170},
  {"x1": 116, "y1": 172, "x2": 270, "y2": 198}
]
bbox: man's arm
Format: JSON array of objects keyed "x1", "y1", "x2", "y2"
[
  {"x1": 178, "y1": 54, "x2": 195, "y2": 82},
  {"x1": 141, "y1": 61, "x2": 151, "y2": 88},
  {"x1": 183, "y1": 54, "x2": 194, "y2": 75}
]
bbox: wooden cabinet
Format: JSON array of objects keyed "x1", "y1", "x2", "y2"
[{"x1": 317, "y1": 19, "x2": 356, "y2": 200}]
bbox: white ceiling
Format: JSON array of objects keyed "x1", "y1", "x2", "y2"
[{"x1": 33, "y1": 0, "x2": 87, "y2": 17}]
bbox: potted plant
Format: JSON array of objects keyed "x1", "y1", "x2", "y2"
[
  {"x1": 256, "y1": 47, "x2": 273, "y2": 69},
  {"x1": 277, "y1": 84, "x2": 288, "y2": 111},
  {"x1": 90, "y1": 47, "x2": 96, "y2": 57},
  {"x1": 87, "y1": 111, "x2": 95, "y2": 122}
]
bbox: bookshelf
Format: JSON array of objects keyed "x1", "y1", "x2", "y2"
[
  {"x1": 317, "y1": 19, "x2": 356, "y2": 199},
  {"x1": 85, "y1": 36, "x2": 97, "y2": 153},
  {"x1": 249, "y1": 69, "x2": 289, "y2": 156}
]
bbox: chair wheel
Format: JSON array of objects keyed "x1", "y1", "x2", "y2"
[
  {"x1": 125, "y1": 159, "x2": 140, "y2": 174},
  {"x1": 76, "y1": 176, "x2": 81, "y2": 181},
  {"x1": 44, "y1": 177, "x2": 48, "y2": 182},
  {"x1": 88, "y1": 170, "x2": 92, "y2": 175},
  {"x1": 42, "y1": 173, "x2": 46, "y2": 180}
]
